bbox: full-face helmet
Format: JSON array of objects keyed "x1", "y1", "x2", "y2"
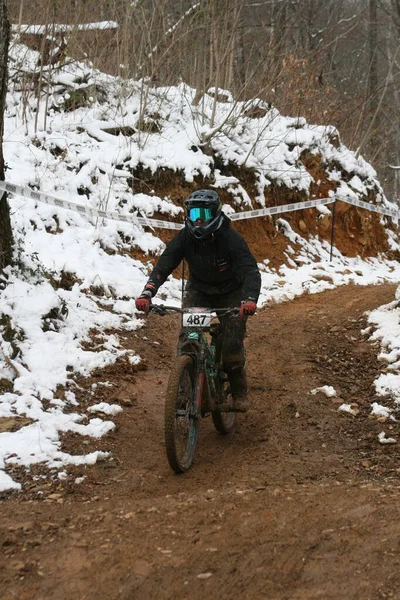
[{"x1": 184, "y1": 189, "x2": 223, "y2": 240}]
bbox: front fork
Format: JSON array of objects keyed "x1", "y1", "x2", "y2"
[
  {"x1": 178, "y1": 336, "x2": 217, "y2": 416},
  {"x1": 193, "y1": 348, "x2": 216, "y2": 416},
  {"x1": 194, "y1": 370, "x2": 205, "y2": 414}
]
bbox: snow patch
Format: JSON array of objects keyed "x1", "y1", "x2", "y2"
[{"x1": 310, "y1": 386, "x2": 337, "y2": 398}]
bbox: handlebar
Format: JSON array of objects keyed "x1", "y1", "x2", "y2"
[{"x1": 149, "y1": 304, "x2": 240, "y2": 317}]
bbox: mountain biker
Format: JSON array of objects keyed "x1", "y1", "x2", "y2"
[{"x1": 135, "y1": 189, "x2": 261, "y2": 412}]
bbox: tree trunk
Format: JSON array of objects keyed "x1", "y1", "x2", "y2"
[
  {"x1": 368, "y1": 0, "x2": 378, "y2": 117},
  {"x1": 0, "y1": 0, "x2": 12, "y2": 272}
]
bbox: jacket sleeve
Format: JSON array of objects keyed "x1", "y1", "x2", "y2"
[
  {"x1": 233, "y1": 233, "x2": 261, "y2": 302},
  {"x1": 146, "y1": 231, "x2": 185, "y2": 294}
]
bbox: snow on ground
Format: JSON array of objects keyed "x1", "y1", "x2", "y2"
[
  {"x1": 1, "y1": 41, "x2": 400, "y2": 491},
  {"x1": 365, "y1": 292, "x2": 400, "y2": 434},
  {"x1": 338, "y1": 404, "x2": 359, "y2": 417},
  {"x1": 310, "y1": 386, "x2": 337, "y2": 398}
]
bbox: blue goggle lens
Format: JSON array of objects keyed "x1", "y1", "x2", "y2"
[{"x1": 189, "y1": 207, "x2": 213, "y2": 222}]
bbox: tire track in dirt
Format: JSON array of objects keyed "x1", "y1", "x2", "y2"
[{"x1": 2, "y1": 283, "x2": 400, "y2": 600}]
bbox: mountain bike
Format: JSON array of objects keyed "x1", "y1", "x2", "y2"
[{"x1": 150, "y1": 305, "x2": 239, "y2": 473}]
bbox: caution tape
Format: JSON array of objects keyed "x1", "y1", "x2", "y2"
[
  {"x1": 229, "y1": 197, "x2": 334, "y2": 220},
  {"x1": 339, "y1": 196, "x2": 400, "y2": 219},
  {"x1": 0, "y1": 180, "x2": 399, "y2": 229},
  {"x1": 0, "y1": 181, "x2": 184, "y2": 231}
]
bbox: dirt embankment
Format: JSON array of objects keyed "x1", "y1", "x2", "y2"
[
  {"x1": 128, "y1": 162, "x2": 393, "y2": 271},
  {"x1": 2, "y1": 283, "x2": 400, "y2": 600}
]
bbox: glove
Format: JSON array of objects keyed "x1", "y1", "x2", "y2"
[
  {"x1": 240, "y1": 300, "x2": 257, "y2": 320},
  {"x1": 135, "y1": 290, "x2": 152, "y2": 314},
  {"x1": 135, "y1": 283, "x2": 156, "y2": 315}
]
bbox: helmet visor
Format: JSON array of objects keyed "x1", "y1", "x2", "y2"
[{"x1": 188, "y1": 207, "x2": 214, "y2": 222}]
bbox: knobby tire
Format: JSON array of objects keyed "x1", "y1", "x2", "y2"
[
  {"x1": 164, "y1": 354, "x2": 199, "y2": 473},
  {"x1": 210, "y1": 334, "x2": 236, "y2": 435},
  {"x1": 211, "y1": 380, "x2": 236, "y2": 434}
]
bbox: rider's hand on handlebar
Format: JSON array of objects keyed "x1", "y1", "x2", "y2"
[
  {"x1": 135, "y1": 289, "x2": 153, "y2": 315},
  {"x1": 240, "y1": 300, "x2": 257, "y2": 320}
]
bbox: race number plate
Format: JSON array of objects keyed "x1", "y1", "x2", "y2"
[{"x1": 182, "y1": 311, "x2": 214, "y2": 328}]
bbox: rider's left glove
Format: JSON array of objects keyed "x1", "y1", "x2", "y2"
[
  {"x1": 240, "y1": 300, "x2": 257, "y2": 320},
  {"x1": 135, "y1": 284, "x2": 156, "y2": 315}
]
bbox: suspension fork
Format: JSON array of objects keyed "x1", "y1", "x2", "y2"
[
  {"x1": 178, "y1": 337, "x2": 209, "y2": 415},
  {"x1": 194, "y1": 370, "x2": 205, "y2": 411},
  {"x1": 193, "y1": 348, "x2": 208, "y2": 414}
]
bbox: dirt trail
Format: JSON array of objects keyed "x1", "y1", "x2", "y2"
[{"x1": 2, "y1": 283, "x2": 400, "y2": 600}]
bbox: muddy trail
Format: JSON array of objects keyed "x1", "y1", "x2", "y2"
[{"x1": 2, "y1": 283, "x2": 400, "y2": 600}]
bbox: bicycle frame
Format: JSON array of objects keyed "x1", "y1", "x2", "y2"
[
  {"x1": 149, "y1": 304, "x2": 239, "y2": 472},
  {"x1": 178, "y1": 322, "x2": 217, "y2": 415},
  {"x1": 151, "y1": 305, "x2": 237, "y2": 415}
]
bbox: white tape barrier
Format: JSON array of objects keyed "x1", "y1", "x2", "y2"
[
  {"x1": 0, "y1": 180, "x2": 399, "y2": 228},
  {"x1": 339, "y1": 196, "x2": 400, "y2": 219},
  {"x1": 0, "y1": 181, "x2": 183, "y2": 230},
  {"x1": 229, "y1": 197, "x2": 334, "y2": 220}
]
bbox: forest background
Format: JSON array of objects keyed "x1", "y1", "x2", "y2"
[{"x1": 5, "y1": 0, "x2": 400, "y2": 201}]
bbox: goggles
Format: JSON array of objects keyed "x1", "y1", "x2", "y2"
[{"x1": 188, "y1": 207, "x2": 214, "y2": 222}]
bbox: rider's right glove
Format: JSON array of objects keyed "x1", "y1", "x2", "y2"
[
  {"x1": 239, "y1": 300, "x2": 257, "y2": 320},
  {"x1": 135, "y1": 283, "x2": 156, "y2": 315}
]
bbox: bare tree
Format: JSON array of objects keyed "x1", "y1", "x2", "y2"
[
  {"x1": 0, "y1": 0, "x2": 12, "y2": 271},
  {"x1": 6, "y1": 0, "x2": 400, "y2": 199},
  {"x1": 367, "y1": 0, "x2": 379, "y2": 122}
]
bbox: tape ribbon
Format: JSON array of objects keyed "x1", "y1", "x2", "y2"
[{"x1": 0, "y1": 180, "x2": 398, "y2": 229}]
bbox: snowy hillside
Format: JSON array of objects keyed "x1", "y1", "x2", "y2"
[{"x1": 1, "y1": 42, "x2": 400, "y2": 492}]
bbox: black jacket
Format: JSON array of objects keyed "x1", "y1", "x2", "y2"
[{"x1": 147, "y1": 215, "x2": 261, "y2": 301}]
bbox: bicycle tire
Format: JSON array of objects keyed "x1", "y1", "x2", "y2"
[
  {"x1": 211, "y1": 381, "x2": 236, "y2": 435},
  {"x1": 210, "y1": 333, "x2": 236, "y2": 435},
  {"x1": 212, "y1": 382, "x2": 236, "y2": 435},
  {"x1": 164, "y1": 354, "x2": 199, "y2": 473}
]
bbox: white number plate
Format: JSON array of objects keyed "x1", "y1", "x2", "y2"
[{"x1": 182, "y1": 312, "x2": 214, "y2": 328}]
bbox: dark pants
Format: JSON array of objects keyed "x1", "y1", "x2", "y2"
[{"x1": 182, "y1": 284, "x2": 248, "y2": 397}]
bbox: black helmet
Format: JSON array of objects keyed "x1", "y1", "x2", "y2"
[{"x1": 184, "y1": 189, "x2": 223, "y2": 240}]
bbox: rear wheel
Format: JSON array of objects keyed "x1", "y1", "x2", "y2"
[
  {"x1": 164, "y1": 355, "x2": 199, "y2": 473},
  {"x1": 212, "y1": 379, "x2": 236, "y2": 435}
]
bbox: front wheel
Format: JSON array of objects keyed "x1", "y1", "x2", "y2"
[{"x1": 164, "y1": 355, "x2": 199, "y2": 473}]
